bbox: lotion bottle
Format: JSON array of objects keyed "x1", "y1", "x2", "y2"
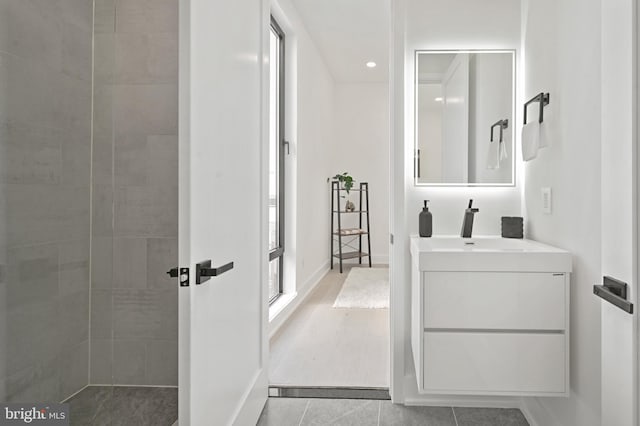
[{"x1": 419, "y1": 200, "x2": 432, "y2": 237}]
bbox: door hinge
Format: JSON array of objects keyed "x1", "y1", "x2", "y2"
[{"x1": 167, "y1": 267, "x2": 190, "y2": 287}]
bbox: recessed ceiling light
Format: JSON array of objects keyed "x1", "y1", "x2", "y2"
[
  {"x1": 366, "y1": 61, "x2": 377, "y2": 68},
  {"x1": 434, "y1": 97, "x2": 444, "y2": 102}
]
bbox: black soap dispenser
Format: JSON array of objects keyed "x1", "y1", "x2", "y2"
[{"x1": 419, "y1": 200, "x2": 432, "y2": 237}]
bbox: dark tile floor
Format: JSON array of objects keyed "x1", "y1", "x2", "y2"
[
  {"x1": 67, "y1": 386, "x2": 177, "y2": 426},
  {"x1": 257, "y1": 398, "x2": 530, "y2": 426}
]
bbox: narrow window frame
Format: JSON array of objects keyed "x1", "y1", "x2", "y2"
[{"x1": 268, "y1": 16, "x2": 286, "y2": 304}]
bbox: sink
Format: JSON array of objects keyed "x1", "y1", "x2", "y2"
[{"x1": 410, "y1": 235, "x2": 572, "y2": 272}]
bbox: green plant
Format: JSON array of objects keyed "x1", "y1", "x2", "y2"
[{"x1": 332, "y1": 172, "x2": 354, "y2": 194}]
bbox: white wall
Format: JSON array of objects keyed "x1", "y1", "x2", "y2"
[
  {"x1": 332, "y1": 83, "x2": 390, "y2": 263},
  {"x1": 417, "y1": 84, "x2": 443, "y2": 182},
  {"x1": 404, "y1": 0, "x2": 522, "y2": 238},
  {"x1": 468, "y1": 53, "x2": 514, "y2": 184},
  {"x1": 519, "y1": 0, "x2": 603, "y2": 424},
  {"x1": 270, "y1": 0, "x2": 335, "y2": 326},
  {"x1": 391, "y1": 0, "x2": 523, "y2": 405}
]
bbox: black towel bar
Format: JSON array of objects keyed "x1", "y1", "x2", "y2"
[
  {"x1": 524, "y1": 92, "x2": 550, "y2": 124},
  {"x1": 490, "y1": 119, "x2": 509, "y2": 143}
]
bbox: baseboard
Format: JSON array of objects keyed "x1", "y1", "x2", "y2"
[
  {"x1": 403, "y1": 395, "x2": 523, "y2": 409},
  {"x1": 402, "y1": 375, "x2": 526, "y2": 409},
  {"x1": 371, "y1": 255, "x2": 389, "y2": 265},
  {"x1": 519, "y1": 397, "x2": 558, "y2": 426},
  {"x1": 268, "y1": 260, "x2": 330, "y2": 339},
  {"x1": 232, "y1": 368, "x2": 268, "y2": 426}
]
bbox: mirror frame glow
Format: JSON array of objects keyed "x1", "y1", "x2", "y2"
[{"x1": 414, "y1": 49, "x2": 516, "y2": 187}]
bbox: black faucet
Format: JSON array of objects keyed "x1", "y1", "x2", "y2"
[{"x1": 460, "y1": 199, "x2": 479, "y2": 238}]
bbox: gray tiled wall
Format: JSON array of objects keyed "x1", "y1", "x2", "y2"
[
  {"x1": 90, "y1": 0, "x2": 179, "y2": 387},
  {"x1": 0, "y1": 0, "x2": 93, "y2": 402}
]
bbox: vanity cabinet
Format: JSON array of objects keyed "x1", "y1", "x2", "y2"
[{"x1": 410, "y1": 236, "x2": 571, "y2": 397}]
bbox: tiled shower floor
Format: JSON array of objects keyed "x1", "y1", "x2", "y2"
[{"x1": 67, "y1": 386, "x2": 177, "y2": 426}]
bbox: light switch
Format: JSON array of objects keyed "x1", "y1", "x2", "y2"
[{"x1": 541, "y1": 187, "x2": 552, "y2": 214}]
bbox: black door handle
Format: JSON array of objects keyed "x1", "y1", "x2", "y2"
[
  {"x1": 593, "y1": 276, "x2": 634, "y2": 314},
  {"x1": 195, "y1": 259, "x2": 234, "y2": 284}
]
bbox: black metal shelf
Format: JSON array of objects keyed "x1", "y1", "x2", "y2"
[{"x1": 330, "y1": 181, "x2": 372, "y2": 273}]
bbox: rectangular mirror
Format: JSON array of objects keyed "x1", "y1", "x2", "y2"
[{"x1": 415, "y1": 50, "x2": 515, "y2": 186}]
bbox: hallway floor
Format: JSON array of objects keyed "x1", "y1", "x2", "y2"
[
  {"x1": 269, "y1": 265, "x2": 389, "y2": 388},
  {"x1": 257, "y1": 398, "x2": 530, "y2": 426}
]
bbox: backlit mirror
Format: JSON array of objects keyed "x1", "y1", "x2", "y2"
[{"x1": 414, "y1": 50, "x2": 515, "y2": 186}]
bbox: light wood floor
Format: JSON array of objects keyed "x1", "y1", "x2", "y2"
[{"x1": 269, "y1": 264, "x2": 390, "y2": 388}]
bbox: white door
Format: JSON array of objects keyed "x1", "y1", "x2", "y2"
[
  {"x1": 600, "y1": 0, "x2": 638, "y2": 425},
  {"x1": 441, "y1": 53, "x2": 469, "y2": 184},
  {"x1": 178, "y1": 0, "x2": 268, "y2": 424}
]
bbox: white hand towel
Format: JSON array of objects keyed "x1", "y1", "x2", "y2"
[
  {"x1": 521, "y1": 121, "x2": 541, "y2": 161},
  {"x1": 487, "y1": 140, "x2": 500, "y2": 169},
  {"x1": 499, "y1": 139, "x2": 508, "y2": 162}
]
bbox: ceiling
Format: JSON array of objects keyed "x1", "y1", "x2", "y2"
[
  {"x1": 291, "y1": 0, "x2": 390, "y2": 83},
  {"x1": 418, "y1": 53, "x2": 456, "y2": 76}
]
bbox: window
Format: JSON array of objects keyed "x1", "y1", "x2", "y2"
[{"x1": 268, "y1": 17, "x2": 285, "y2": 303}]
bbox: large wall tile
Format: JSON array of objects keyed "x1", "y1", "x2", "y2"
[
  {"x1": 6, "y1": 300, "x2": 59, "y2": 377},
  {"x1": 112, "y1": 289, "x2": 176, "y2": 340},
  {"x1": 88, "y1": 0, "x2": 179, "y2": 388},
  {"x1": 92, "y1": 84, "x2": 114, "y2": 136},
  {"x1": 0, "y1": 1, "x2": 63, "y2": 70},
  {"x1": 115, "y1": 0, "x2": 178, "y2": 34},
  {"x1": 6, "y1": 185, "x2": 89, "y2": 246},
  {"x1": 59, "y1": 240, "x2": 90, "y2": 296},
  {"x1": 93, "y1": 34, "x2": 115, "y2": 84},
  {"x1": 92, "y1": 132, "x2": 114, "y2": 186},
  {"x1": 0, "y1": 121, "x2": 62, "y2": 185},
  {"x1": 146, "y1": 238, "x2": 177, "y2": 290},
  {"x1": 61, "y1": 129, "x2": 92, "y2": 186},
  {"x1": 90, "y1": 339, "x2": 113, "y2": 384},
  {"x1": 146, "y1": 135, "x2": 178, "y2": 186},
  {"x1": 114, "y1": 185, "x2": 178, "y2": 238},
  {"x1": 112, "y1": 84, "x2": 178, "y2": 135},
  {"x1": 59, "y1": 340, "x2": 89, "y2": 398},
  {"x1": 112, "y1": 237, "x2": 147, "y2": 288},
  {"x1": 0, "y1": 0, "x2": 92, "y2": 402},
  {"x1": 61, "y1": 21, "x2": 92, "y2": 81},
  {"x1": 94, "y1": 0, "x2": 116, "y2": 34},
  {"x1": 114, "y1": 32, "x2": 178, "y2": 84},
  {"x1": 58, "y1": 290, "x2": 89, "y2": 349},
  {"x1": 91, "y1": 237, "x2": 113, "y2": 289},
  {"x1": 113, "y1": 340, "x2": 146, "y2": 384},
  {"x1": 6, "y1": 244, "x2": 58, "y2": 310},
  {"x1": 114, "y1": 134, "x2": 148, "y2": 186},
  {"x1": 92, "y1": 184, "x2": 114, "y2": 238},
  {"x1": 90, "y1": 290, "x2": 113, "y2": 340},
  {"x1": 145, "y1": 340, "x2": 177, "y2": 386},
  {"x1": 4, "y1": 354, "x2": 61, "y2": 403}
]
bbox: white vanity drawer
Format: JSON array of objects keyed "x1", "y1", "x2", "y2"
[
  {"x1": 423, "y1": 332, "x2": 566, "y2": 394},
  {"x1": 424, "y1": 272, "x2": 566, "y2": 330}
]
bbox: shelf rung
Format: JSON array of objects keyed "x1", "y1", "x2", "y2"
[
  {"x1": 333, "y1": 228, "x2": 368, "y2": 236},
  {"x1": 332, "y1": 210, "x2": 368, "y2": 214},
  {"x1": 333, "y1": 251, "x2": 369, "y2": 260}
]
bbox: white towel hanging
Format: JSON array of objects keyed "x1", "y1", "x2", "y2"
[
  {"x1": 521, "y1": 121, "x2": 541, "y2": 161},
  {"x1": 499, "y1": 139, "x2": 508, "y2": 162},
  {"x1": 487, "y1": 139, "x2": 500, "y2": 169}
]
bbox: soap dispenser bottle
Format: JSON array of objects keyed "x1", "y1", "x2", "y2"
[{"x1": 419, "y1": 200, "x2": 432, "y2": 237}]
